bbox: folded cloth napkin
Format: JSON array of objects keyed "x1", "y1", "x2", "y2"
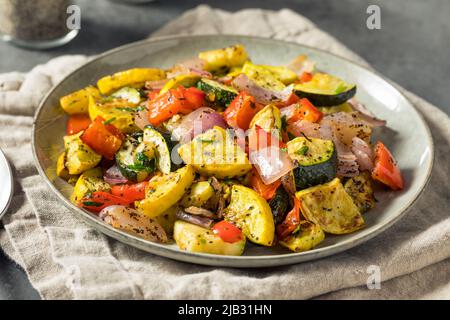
[{"x1": 1, "y1": 5, "x2": 449, "y2": 300}]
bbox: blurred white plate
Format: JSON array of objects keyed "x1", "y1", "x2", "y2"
[{"x1": 0, "y1": 148, "x2": 13, "y2": 220}]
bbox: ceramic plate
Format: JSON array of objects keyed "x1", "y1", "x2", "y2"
[{"x1": 32, "y1": 35, "x2": 433, "y2": 267}]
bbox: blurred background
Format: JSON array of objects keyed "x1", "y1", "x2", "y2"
[{"x1": 0, "y1": 0, "x2": 448, "y2": 300}]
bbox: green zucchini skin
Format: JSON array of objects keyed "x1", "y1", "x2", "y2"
[
  {"x1": 287, "y1": 137, "x2": 338, "y2": 191},
  {"x1": 197, "y1": 78, "x2": 238, "y2": 107},
  {"x1": 295, "y1": 85, "x2": 356, "y2": 107},
  {"x1": 115, "y1": 132, "x2": 155, "y2": 182},
  {"x1": 269, "y1": 187, "x2": 291, "y2": 224},
  {"x1": 293, "y1": 149, "x2": 337, "y2": 190},
  {"x1": 144, "y1": 125, "x2": 181, "y2": 173}
]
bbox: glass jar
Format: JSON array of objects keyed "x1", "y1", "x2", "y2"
[{"x1": 0, "y1": 0, "x2": 79, "y2": 49}]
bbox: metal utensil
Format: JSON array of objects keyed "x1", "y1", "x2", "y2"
[{"x1": 0, "y1": 148, "x2": 13, "y2": 220}]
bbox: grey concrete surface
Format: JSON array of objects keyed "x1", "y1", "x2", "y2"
[{"x1": 0, "y1": 0, "x2": 448, "y2": 300}]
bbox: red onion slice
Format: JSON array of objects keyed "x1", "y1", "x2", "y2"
[
  {"x1": 104, "y1": 165, "x2": 128, "y2": 185},
  {"x1": 145, "y1": 79, "x2": 169, "y2": 90},
  {"x1": 232, "y1": 74, "x2": 294, "y2": 105},
  {"x1": 249, "y1": 146, "x2": 295, "y2": 184},
  {"x1": 348, "y1": 98, "x2": 386, "y2": 127},
  {"x1": 286, "y1": 55, "x2": 316, "y2": 75},
  {"x1": 100, "y1": 205, "x2": 168, "y2": 243},
  {"x1": 171, "y1": 107, "x2": 227, "y2": 143},
  {"x1": 176, "y1": 210, "x2": 214, "y2": 229},
  {"x1": 167, "y1": 58, "x2": 211, "y2": 79},
  {"x1": 351, "y1": 137, "x2": 374, "y2": 172},
  {"x1": 134, "y1": 108, "x2": 150, "y2": 130}
]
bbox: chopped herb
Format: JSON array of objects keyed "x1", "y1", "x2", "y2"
[
  {"x1": 296, "y1": 145, "x2": 309, "y2": 156},
  {"x1": 82, "y1": 201, "x2": 103, "y2": 207},
  {"x1": 114, "y1": 106, "x2": 144, "y2": 112},
  {"x1": 103, "y1": 117, "x2": 116, "y2": 125},
  {"x1": 281, "y1": 115, "x2": 288, "y2": 131},
  {"x1": 300, "y1": 132, "x2": 312, "y2": 142}
]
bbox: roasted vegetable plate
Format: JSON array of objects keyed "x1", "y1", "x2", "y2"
[
  {"x1": 33, "y1": 36, "x2": 432, "y2": 267},
  {"x1": 52, "y1": 43, "x2": 406, "y2": 256}
]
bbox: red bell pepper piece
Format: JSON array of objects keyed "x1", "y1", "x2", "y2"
[
  {"x1": 212, "y1": 221, "x2": 244, "y2": 243},
  {"x1": 300, "y1": 72, "x2": 313, "y2": 83},
  {"x1": 111, "y1": 182, "x2": 148, "y2": 202},
  {"x1": 147, "y1": 89, "x2": 160, "y2": 101},
  {"x1": 250, "y1": 167, "x2": 281, "y2": 200},
  {"x1": 183, "y1": 87, "x2": 206, "y2": 109},
  {"x1": 147, "y1": 87, "x2": 203, "y2": 126},
  {"x1": 81, "y1": 116, "x2": 123, "y2": 160},
  {"x1": 276, "y1": 197, "x2": 301, "y2": 239},
  {"x1": 80, "y1": 191, "x2": 132, "y2": 213},
  {"x1": 278, "y1": 92, "x2": 300, "y2": 107},
  {"x1": 372, "y1": 141, "x2": 404, "y2": 190},
  {"x1": 288, "y1": 98, "x2": 323, "y2": 123},
  {"x1": 223, "y1": 91, "x2": 259, "y2": 130},
  {"x1": 66, "y1": 114, "x2": 92, "y2": 135}
]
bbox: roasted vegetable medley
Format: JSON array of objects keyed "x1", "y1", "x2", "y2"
[{"x1": 57, "y1": 44, "x2": 404, "y2": 255}]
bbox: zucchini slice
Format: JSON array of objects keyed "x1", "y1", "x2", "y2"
[
  {"x1": 295, "y1": 178, "x2": 364, "y2": 234},
  {"x1": 287, "y1": 137, "x2": 337, "y2": 190},
  {"x1": 197, "y1": 78, "x2": 238, "y2": 107},
  {"x1": 318, "y1": 102, "x2": 353, "y2": 114},
  {"x1": 159, "y1": 74, "x2": 201, "y2": 95},
  {"x1": 116, "y1": 132, "x2": 155, "y2": 182},
  {"x1": 143, "y1": 126, "x2": 172, "y2": 174},
  {"x1": 294, "y1": 73, "x2": 356, "y2": 106},
  {"x1": 109, "y1": 87, "x2": 142, "y2": 105},
  {"x1": 344, "y1": 172, "x2": 376, "y2": 213},
  {"x1": 269, "y1": 186, "x2": 291, "y2": 224}
]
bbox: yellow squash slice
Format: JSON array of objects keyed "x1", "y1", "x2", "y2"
[
  {"x1": 60, "y1": 86, "x2": 100, "y2": 114},
  {"x1": 249, "y1": 104, "x2": 282, "y2": 138},
  {"x1": 199, "y1": 44, "x2": 249, "y2": 72},
  {"x1": 135, "y1": 165, "x2": 196, "y2": 218},
  {"x1": 97, "y1": 68, "x2": 165, "y2": 95},
  {"x1": 174, "y1": 220, "x2": 246, "y2": 256},
  {"x1": 178, "y1": 126, "x2": 252, "y2": 179},
  {"x1": 180, "y1": 181, "x2": 215, "y2": 208},
  {"x1": 63, "y1": 132, "x2": 102, "y2": 175},
  {"x1": 279, "y1": 221, "x2": 325, "y2": 252},
  {"x1": 88, "y1": 96, "x2": 140, "y2": 133},
  {"x1": 70, "y1": 168, "x2": 111, "y2": 204},
  {"x1": 295, "y1": 178, "x2": 364, "y2": 234},
  {"x1": 224, "y1": 185, "x2": 275, "y2": 246}
]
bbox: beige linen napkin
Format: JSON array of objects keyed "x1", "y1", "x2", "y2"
[{"x1": 1, "y1": 5, "x2": 449, "y2": 300}]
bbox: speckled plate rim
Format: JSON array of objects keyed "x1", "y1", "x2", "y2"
[{"x1": 32, "y1": 34, "x2": 434, "y2": 268}]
